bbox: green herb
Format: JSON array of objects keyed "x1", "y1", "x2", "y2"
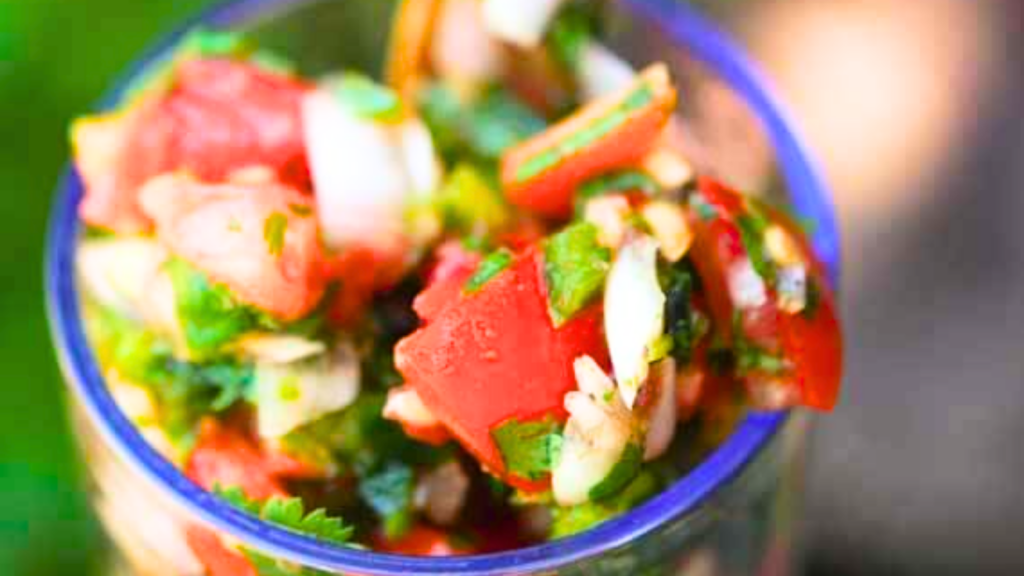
[
  {"x1": 736, "y1": 209, "x2": 776, "y2": 283},
  {"x1": 549, "y1": 468, "x2": 661, "y2": 539},
  {"x1": 658, "y1": 261, "x2": 708, "y2": 365},
  {"x1": 328, "y1": 73, "x2": 403, "y2": 122},
  {"x1": 437, "y1": 164, "x2": 510, "y2": 233},
  {"x1": 514, "y1": 84, "x2": 654, "y2": 183},
  {"x1": 732, "y1": 314, "x2": 789, "y2": 376},
  {"x1": 215, "y1": 486, "x2": 349, "y2": 575},
  {"x1": 546, "y1": 1, "x2": 602, "y2": 70},
  {"x1": 464, "y1": 249, "x2": 513, "y2": 294},
  {"x1": 264, "y1": 211, "x2": 288, "y2": 257},
  {"x1": 542, "y1": 222, "x2": 611, "y2": 326},
  {"x1": 588, "y1": 443, "x2": 643, "y2": 501},
  {"x1": 165, "y1": 258, "x2": 263, "y2": 357},
  {"x1": 289, "y1": 203, "x2": 313, "y2": 217},
  {"x1": 357, "y1": 461, "x2": 415, "y2": 539},
  {"x1": 491, "y1": 416, "x2": 563, "y2": 481},
  {"x1": 418, "y1": 83, "x2": 546, "y2": 164},
  {"x1": 576, "y1": 169, "x2": 660, "y2": 214}
]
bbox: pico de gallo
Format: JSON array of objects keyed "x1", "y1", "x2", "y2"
[{"x1": 72, "y1": 0, "x2": 842, "y2": 571}]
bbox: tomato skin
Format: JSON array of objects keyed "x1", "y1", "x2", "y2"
[
  {"x1": 688, "y1": 178, "x2": 842, "y2": 411},
  {"x1": 395, "y1": 249, "x2": 607, "y2": 490},
  {"x1": 185, "y1": 526, "x2": 258, "y2": 576},
  {"x1": 374, "y1": 525, "x2": 469, "y2": 556},
  {"x1": 185, "y1": 419, "x2": 289, "y2": 501},
  {"x1": 412, "y1": 242, "x2": 483, "y2": 322}
]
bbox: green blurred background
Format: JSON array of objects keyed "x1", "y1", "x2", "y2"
[{"x1": 0, "y1": 2, "x2": 214, "y2": 574}]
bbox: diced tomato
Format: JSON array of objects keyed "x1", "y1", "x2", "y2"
[
  {"x1": 73, "y1": 58, "x2": 309, "y2": 234},
  {"x1": 374, "y1": 525, "x2": 469, "y2": 556},
  {"x1": 500, "y1": 64, "x2": 677, "y2": 219},
  {"x1": 139, "y1": 173, "x2": 325, "y2": 321},
  {"x1": 185, "y1": 526, "x2": 257, "y2": 576},
  {"x1": 185, "y1": 418, "x2": 288, "y2": 500},
  {"x1": 395, "y1": 248, "x2": 607, "y2": 490},
  {"x1": 687, "y1": 178, "x2": 842, "y2": 411},
  {"x1": 413, "y1": 241, "x2": 482, "y2": 321}
]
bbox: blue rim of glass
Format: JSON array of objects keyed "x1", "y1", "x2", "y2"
[{"x1": 44, "y1": 0, "x2": 839, "y2": 573}]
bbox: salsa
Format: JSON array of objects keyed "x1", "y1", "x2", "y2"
[{"x1": 71, "y1": 0, "x2": 842, "y2": 571}]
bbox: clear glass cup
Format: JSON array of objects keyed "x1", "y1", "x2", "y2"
[{"x1": 45, "y1": 0, "x2": 840, "y2": 574}]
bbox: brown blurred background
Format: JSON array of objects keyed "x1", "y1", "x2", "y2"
[{"x1": 0, "y1": 0, "x2": 1021, "y2": 574}]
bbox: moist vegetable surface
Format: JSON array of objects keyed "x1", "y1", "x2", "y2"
[{"x1": 71, "y1": 1, "x2": 842, "y2": 572}]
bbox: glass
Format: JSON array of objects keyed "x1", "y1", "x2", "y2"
[{"x1": 44, "y1": 0, "x2": 839, "y2": 574}]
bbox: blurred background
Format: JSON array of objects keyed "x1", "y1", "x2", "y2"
[{"x1": 0, "y1": 0, "x2": 1021, "y2": 574}]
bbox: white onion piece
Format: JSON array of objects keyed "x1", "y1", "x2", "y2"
[
  {"x1": 256, "y1": 340, "x2": 361, "y2": 439},
  {"x1": 583, "y1": 195, "x2": 631, "y2": 249},
  {"x1": 727, "y1": 258, "x2": 768, "y2": 309},
  {"x1": 643, "y1": 359, "x2": 678, "y2": 461},
  {"x1": 398, "y1": 118, "x2": 443, "y2": 198},
  {"x1": 776, "y1": 264, "x2": 808, "y2": 314},
  {"x1": 552, "y1": 356, "x2": 634, "y2": 506},
  {"x1": 604, "y1": 236, "x2": 666, "y2": 409},
  {"x1": 233, "y1": 333, "x2": 326, "y2": 365},
  {"x1": 383, "y1": 386, "x2": 441, "y2": 428},
  {"x1": 764, "y1": 224, "x2": 804, "y2": 267},
  {"x1": 302, "y1": 88, "x2": 410, "y2": 253},
  {"x1": 641, "y1": 145, "x2": 694, "y2": 190},
  {"x1": 482, "y1": 0, "x2": 566, "y2": 49},
  {"x1": 640, "y1": 201, "x2": 693, "y2": 262},
  {"x1": 78, "y1": 238, "x2": 165, "y2": 320},
  {"x1": 577, "y1": 42, "x2": 636, "y2": 100},
  {"x1": 415, "y1": 461, "x2": 470, "y2": 526},
  {"x1": 434, "y1": 0, "x2": 504, "y2": 89}
]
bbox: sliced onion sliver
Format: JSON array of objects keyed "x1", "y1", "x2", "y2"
[
  {"x1": 256, "y1": 340, "x2": 361, "y2": 439},
  {"x1": 604, "y1": 235, "x2": 666, "y2": 409},
  {"x1": 78, "y1": 237, "x2": 165, "y2": 320},
  {"x1": 233, "y1": 333, "x2": 326, "y2": 365},
  {"x1": 481, "y1": 0, "x2": 566, "y2": 49},
  {"x1": 383, "y1": 386, "x2": 442, "y2": 428},
  {"x1": 643, "y1": 358, "x2": 677, "y2": 461},
  {"x1": 302, "y1": 88, "x2": 410, "y2": 253},
  {"x1": 577, "y1": 42, "x2": 636, "y2": 100}
]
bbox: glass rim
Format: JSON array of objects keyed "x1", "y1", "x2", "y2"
[{"x1": 44, "y1": 0, "x2": 840, "y2": 573}]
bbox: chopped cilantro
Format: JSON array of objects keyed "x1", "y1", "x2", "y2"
[
  {"x1": 549, "y1": 468, "x2": 661, "y2": 539},
  {"x1": 514, "y1": 84, "x2": 654, "y2": 183},
  {"x1": 588, "y1": 443, "x2": 643, "y2": 501},
  {"x1": 289, "y1": 203, "x2": 313, "y2": 217},
  {"x1": 418, "y1": 83, "x2": 546, "y2": 164},
  {"x1": 438, "y1": 164, "x2": 510, "y2": 233},
  {"x1": 659, "y1": 261, "x2": 709, "y2": 365},
  {"x1": 464, "y1": 249, "x2": 513, "y2": 294},
  {"x1": 491, "y1": 416, "x2": 563, "y2": 481},
  {"x1": 546, "y1": 1, "x2": 602, "y2": 70},
  {"x1": 327, "y1": 73, "x2": 403, "y2": 122},
  {"x1": 357, "y1": 461, "x2": 415, "y2": 539},
  {"x1": 165, "y1": 258, "x2": 263, "y2": 357},
  {"x1": 264, "y1": 211, "x2": 288, "y2": 257},
  {"x1": 576, "y1": 169, "x2": 660, "y2": 214},
  {"x1": 735, "y1": 209, "x2": 776, "y2": 283},
  {"x1": 542, "y1": 222, "x2": 611, "y2": 326}
]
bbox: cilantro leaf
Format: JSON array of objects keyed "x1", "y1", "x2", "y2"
[
  {"x1": 735, "y1": 210, "x2": 776, "y2": 283},
  {"x1": 542, "y1": 222, "x2": 611, "y2": 326},
  {"x1": 357, "y1": 461, "x2": 415, "y2": 539},
  {"x1": 491, "y1": 416, "x2": 563, "y2": 481},
  {"x1": 587, "y1": 443, "x2": 643, "y2": 501},
  {"x1": 546, "y1": 1, "x2": 604, "y2": 70},
  {"x1": 264, "y1": 212, "x2": 288, "y2": 258},
  {"x1": 438, "y1": 164, "x2": 510, "y2": 234},
  {"x1": 464, "y1": 249, "x2": 513, "y2": 294},
  {"x1": 328, "y1": 73, "x2": 403, "y2": 122},
  {"x1": 549, "y1": 468, "x2": 661, "y2": 539},
  {"x1": 213, "y1": 485, "x2": 353, "y2": 545},
  {"x1": 165, "y1": 258, "x2": 263, "y2": 357},
  {"x1": 658, "y1": 261, "x2": 709, "y2": 366}
]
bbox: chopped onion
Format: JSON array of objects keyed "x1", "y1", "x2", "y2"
[
  {"x1": 552, "y1": 355, "x2": 635, "y2": 506},
  {"x1": 776, "y1": 264, "x2": 808, "y2": 314},
  {"x1": 577, "y1": 42, "x2": 636, "y2": 100},
  {"x1": 77, "y1": 238, "x2": 165, "y2": 320},
  {"x1": 302, "y1": 88, "x2": 411, "y2": 253},
  {"x1": 727, "y1": 258, "x2": 768, "y2": 309},
  {"x1": 643, "y1": 359, "x2": 677, "y2": 461},
  {"x1": 641, "y1": 145, "x2": 694, "y2": 190},
  {"x1": 640, "y1": 201, "x2": 693, "y2": 262},
  {"x1": 434, "y1": 0, "x2": 504, "y2": 90},
  {"x1": 398, "y1": 118, "x2": 443, "y2": 197},
  {"x1": 256, "y1": 340, "x2": 361, "y2": 439},
  {"x1": 764, "y1": 224, "x2": 804, "y2": 267},
  {"x1": 482, "y1": 0, "x2": 566, "y2": 49},
  {"x1": 604, "y1": 236, "x2": 666, "y2": 409},
  {"x1": 583, "y1": 195, "x2": 631, "y2": 249},
  {"x1": 414, "y1": 461, "x2": 470, "y2": 526},
  {"x1": 232, "y1": 334, "x2": 326, "y2": 365},
  {"x1": 383, "y1": 386, "x2": 441, "y2": 428}
]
